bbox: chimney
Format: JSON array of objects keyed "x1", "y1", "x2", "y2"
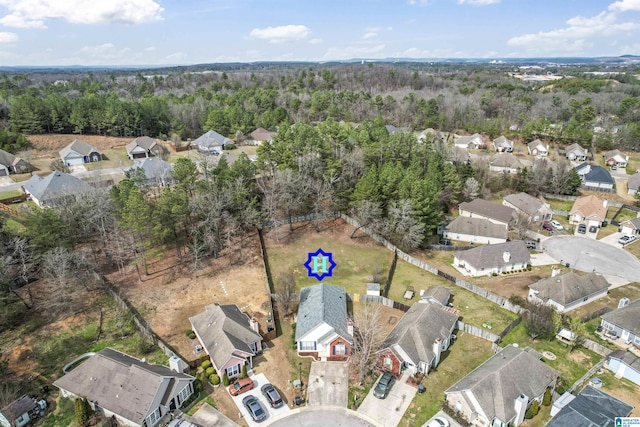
[
  {"x1": 551, "y1": 266, "x2": 561, "y2": 278},
  {"x1": 432, "y1": 338, "x2": 443, "y2": 367},
  {"x1": 514, "y1": 394, "x2": 529, "y2": 426},
  {"x1": 249, "y1": 317, "x2": 259, "y2": 334},
  {"x1": 169, "y1": 356, "x2": 185, "y2": 373},
  {"x1": 347, "y1": 320, "x2": 354, "y2": 336},
  {"x1": 503, "y1": 251, "x2": 511, "y2": 263}
]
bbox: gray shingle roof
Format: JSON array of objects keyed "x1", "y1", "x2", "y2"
[
  {"x1": 529, "y1": 272, "x2": 609, "y2": 306},
  {"x1": 584, "y1": 165, "x2": 614, "y2": 185},
  {"x1": 622, "y1": 217, "x2": 640, "y2": 230},
  {"x1": 528, "y1": 139, "x2": 547, "y2": 151},
  {"x1": 193, "y1": 130, "x2": 233, "y2": 149},
  {"x1": 601, "y1": 299, "x2": 640, "y2": 335},
  {"x1": 446, "y1": 345, "x2": 559, "y2": 424},
  {"x1": 459, "y1": 199, "x2": 517, "y2": 224},
  {"x1": 544, "y1": 386, "x2": 633, "y2": 427},
  {"x1": 250, "y1": 128, "x2": 274, "y2": 142},
  {"x1": 493, "y1": 136, "x2": 513, "y2": 149},
  {"x1": 126, "y1": 136, "x2": 158, "y2": 154},
  {"x1": 53, "y1": 348, "x2": 193, "y2": 426},
  {"x1": 490, "y1": 152, "x2": 522, "y2": 169},
  {"x1": 445, "y1": 216, "x2": 508, "y2": 240},
  {"x1": 566, "y1": 143, "x2": 587, "y2": 156},
  {"x1": 628, "y1": 172, "x2": 640, "y2": 193},
  {"x1": 23, "y1": 171, "x2": 92, "y2": 204},
  {"x1": 1, "y1": 396, "x2": 38, "y2": 422},
  {"x1": 379, "y1": 302, "x2": 458, "y2": 366},
  {"x1": 130, "y1": 158, "x2": 173, "y2": 180},
  {"x1": 189, "y1": 304, "x2": 261, "y2": 370},
  {"x1": 604, "y1": 149, "x2": 626, "y2": 162},
  {"x1": 295, "y1": 283, "x2": 352, "y2": 344},
  {"x1": 422, "y1": 286, "x2": 451, "y2": 306},
  {"x1": 60, "y1": 139, "x2": 101, "y2": 158},
  {"x1": 0, "y1": 149, "x2": 23, "y2": 168},
  {"x1": 503, "y1": 192, "x2": 547, "y2": 217},
  {"x1": 454, "y1": 241, "x2": 531, "y2": 271},
  {"x1": 609, "y1": 349, "x2": 640, "y2": 373}
]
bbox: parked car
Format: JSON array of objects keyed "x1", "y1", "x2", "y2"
[
  {"x1": 229, "y1": 378, "x2": 254, "y2": 396},
  {"x1": 549, "y1": 219, "x2": 563, "y2": 230},
  {"x1": 261, "y1": 383, "x2": 283, "y2": 408},
  {"x1": 542, "y1": 222, "x2": 554, "y2": 232},
  {"x1": 524, "y1": 240, "x2": 537, "y2": 249},
  {"x1": 242, "y1": 395, "x2": 267, "y2": 422},
  {"x1": 578, "y1": 224, "x2": 587, "y2": 234},
  {"x1": 611, "y1": 164, "x2": 618, "y2": 170},
  {"x1": 589, "y1": 225, "x2": 598, "y2": 233},
  {"x1": 373, "y1": 372, "x2": 395, "y2": 399},
  {"x1": 168, "y1": 420, "x2": 202, "y2": 427},
  {"x1": 618, "y1": 235, "x2": 637, "y2": 245},
  {"x1": 426, "y1": 417, "x2": 450, "y2": 427}
]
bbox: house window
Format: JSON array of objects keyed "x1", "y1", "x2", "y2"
[
  {"x1": 249, "y1": 342, "x2": 257, "y2": 352},
  {"x1": 226, "y1": 364, "x2": 241, "y2": 377},
  {"x1": 299, "y1": 341, "x2": 316, "y2": 351},
  {"x1": 334, "y1": 343, "x2": 346, "y2": 355},
  {"x1": 384, "y1": 357, "x2": 392, "y2": 369},
  {"x1": 147, "y1": 407, "x2": 161, "y2": 426},
  {"x1": 178, "y1": 384, "x2": 192, "y2": 404}
]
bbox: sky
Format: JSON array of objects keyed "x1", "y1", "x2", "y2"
[{"x1": 0, "y1": 0, "x2": 639, "y2": 66}]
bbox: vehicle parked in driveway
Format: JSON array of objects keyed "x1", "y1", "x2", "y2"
[
  {"x1": 578, "y1": 224, "x2": 587, "y2": 234},
  {"x1": 229, "y1": 377, "x2": 254, "y2": 396},
  {"x1": 261, "y1": 383, "x2": 283, "y2": 408},
  {"x1": 542, "y1": 222, "x2": 554, "y2": 232},
  {"x1": 524, "y1": 240, "x2": 537, "y2": 249},
  {"x1": 373, "y1": 372, "x2": 395, "y2": 399},
  {"x1": 426, "y1": 417, "x2": 450, "y2": 427},
  {"x1": 619, "y1": 235, "x2": 637, "y2": 245},
  {"x1": 549, "y1": 219, "x2": 563, "y2": 230},
  {"x1": 168, "y1": 419, "x2": 202, "y2": 427},
  {"x1": 589, "y1": 225, "x2": 598, "y2": 233},
  {"x1": 242, "y1": 395, "x2": 267, "y2": 422}
]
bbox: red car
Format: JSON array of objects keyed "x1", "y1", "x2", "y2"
[
  {"x1": 229, "y1": 378, "x2": 254, "y2": 396},
  {"x1": 542, "y1": 222, "x2": 554, "y2": 232}
]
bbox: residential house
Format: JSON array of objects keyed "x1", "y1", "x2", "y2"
[
  {"x1": 565, "y1": 143, "x2": 588, "y2": 161},
  {"x1": 607, "y1": 350, "x2": 640, "y2": 386},
  {"x1": 445, "y1": 345, "x2": 560, "y2": 427},
  {"x1": 453, "y1": 240, "x2": 531, "y2": 277},
  {"x1": 53, "y1": 348, "x2": 195, "y2": 427},
  {"x1": 569, "y1": 195, "x2": 608, "y2": 227},
  {"x1": 127, "y1": 158, "x2": 174, "y2": 187},
  {"x1": 528, "y1": 272, "x2": 610, "y2": 313},
  {"x1": 420, "y1": 286, "x2": 451, "y2": 306},
  {"x1": 126, "y1": 136, "x2": 160, "y2": 159},
  {"x1": 22, "y1": 171, "x2": 92, "y2": 208},
  {"x1": 0, "y1": 149, "x2": 30, "y2": 176},
  {"x1": 59, "y1": 140, "x2": 102, "y2": 166},
  {"x1": 417, "y1": 128, "x2": 442, "y2": 143},
  {"x1": 493, "y1": 136, "x2": 514, "y2": 152},
  {"x1": 189, "y1": 304, "x2": 262, "y2": 379},
  {"x1": 454, "y1": 133, "x2": 486, "y2": 150},
  {"x1": 603, "y1": 149, "x2": 628, "y2": 168},
  {"x1": 489, "y1": 152, "x2": 523, "y2": 174},
  {"x1": 458, "y1": 198, "x2": 517, "y2": 228},
  {"x1": 601, "y1": 299, "x2": 640, "y2": 347},
  {"x1": 575, "y1": 163, "x2": 614, "y2": 190},
  {"x1": 249, "y1": 127, "x2": 275, "y2": 146},
  {"x1": 376, "y1": 302, "x2": 459, "y2": 376},
  {"x1": 628, "y1": 172, "x2": 640, "y2": 196},
  {"x1": 295, "y1": 283, "x2": 353, "y2": 360},
  {"x1": 385, "y1": 125, "x2": 408, "y2": 135},
  {"x1": 546, "y1": 385, "x2": 633, "y2": 427},
  {"x1": 503, "y1": 192, "x2": 553, "y2": 223},
  {"x1": 0, "y1": 396, "x2": 45, "y2": 427},
  {"x1": 452, "y1": 146, "x2": 471, "y2": 165},
  {"x1": 620, "y1": 217, "x2": 640, "y2": 236},
  {"x1": 443, "y1": 216, "x2": 508, "y2": 244},
  {"x1": 527, "y1": 139, "x2": 549, "y2": 157},
  {"x1": 193, "y1": 130, "x2": 233, "y2": 155}
]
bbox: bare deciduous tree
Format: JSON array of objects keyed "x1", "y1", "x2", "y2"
[
  {"x1": 350, "y1": 199, "x2": 383, "y2": 238},
  {"x1": 350, "y1": 303, "x2": 385, "y2": 383},
  {"x1": 383, "y1": 199, "x2": 425, "y2": 251},
  {"x1": 462, "y1": 177, "x2": 480, "y2": 201},
  {"x1": 274, "y1": 270, "x2": 298, "y2": 317}
]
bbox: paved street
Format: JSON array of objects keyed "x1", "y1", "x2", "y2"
[{"x1": 269, "y1": 407, "x2": 380, "y2": 427}]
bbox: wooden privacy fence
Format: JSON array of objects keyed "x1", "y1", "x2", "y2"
[
  {"x1": 458, "y1": 321, "x2": 500, "y2": 343},
  {"x1": 348, "y1": 293, "x2": 410, "y2": 312}
]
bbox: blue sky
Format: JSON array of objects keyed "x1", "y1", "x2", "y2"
[{"x1": 0, "y1": 0, "x2": 639, "y2": 66}]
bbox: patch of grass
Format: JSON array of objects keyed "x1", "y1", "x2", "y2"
[
  {"x1": 85, "y1": 148, "x2": 132, "y2": 171},
  {"x1": 0, "y1": 189, "x2": 22, "y2": 199},
  {"x1": 609, "y1": 207, "x2": 638, "y2": 223},
  {"x1": 41, "y1": 397, "x2": 76, "y2": 427},
  {"x1": 521, "y1": 401, "x2": 552, "y2": 427},
  {"x1": 184, "y1": 392, "x2": 216, "y2": 416},
  {"x1": 3, "y1": 217, "x2": 26, "y2": 234},
  {"x1": 546, "y1": 198, "x2": 574, "y2": 212},
  {"x1": 401, "y1": 334, "x2": 493, "y2": 426}
]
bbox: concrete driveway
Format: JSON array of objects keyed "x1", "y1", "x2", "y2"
[
  {"x1": 542, "y1": 235, "x2": 640, "y2": 282},
  {"x1": 189, "y1": 403, "x2": 238, "y2": 427},
  {"x1": 357, "y1": 375, "x2": 417, "y2": 427},
  {"x1": 599, "y1": 231, "x2": 625, "y2": 247},
  {"x1": 422, "y1": 410, "x2": 463, "y2": 427},
  {"x1": 227, "y1": 372, "x2": 291, "y2": 427},
  {"x1": 306, "y1": 362, "x2": 349, "y2": 407}
]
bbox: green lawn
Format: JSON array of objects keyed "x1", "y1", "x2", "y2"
[
  {"x1": 0, "y1": 189, "x2": 22, "y2": 199},
  {"x1": 610, "y1": 207, "x2": 639, "y2": 223},
  {"x1": 85, "y1": 148, "x2": 132, "y2": 171},
  {"x1": 545, "y1": 198, "x2": 574, "y2": 212},
  {"x1": 400, "y1": 334, "x2": 493, "y2": 426}
]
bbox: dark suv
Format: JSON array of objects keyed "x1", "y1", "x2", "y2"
[
  {"x1": 261, "y1": 383, "x2": 283, "y2": 408},
  {"x1": 578, "y1": 224, "x2": 587, "y2": 234},
  {"x1": 373, "y1": 372, "x2": 395, "y2": 399}
]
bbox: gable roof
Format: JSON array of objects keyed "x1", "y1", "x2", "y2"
[
  {"x1": 493, "y1": 136, "x2": 513, "y2": 148},
  {"x1": 490, "y1": 152, "x2": 522, "y2": 169},
  {"x1": 126, "y1": 136, "x2": 158, "y2": 153},
  {"x1": 295, "y1": 283, "x2": 352, "y2": 344},
  {"x1": 570, "y1": 195, "x2": 607, "y2": 222},
  {"x1": 23, "y1": 171, "x2": 92, "y2": 204},
  {"x1": 193, "y1": 130, "x2": 233, "y2": 148},
  {"x1": 566, "y1": 143, "x2": 587, "y2": 155},
  {"x1": 0, "y1": 149, "x2": 25, "y2": 168},
  {"x1": 583, "y1": 165, "x2": 614, "y2": 185},
  {"x1": 249, "y1": 127, "x2": 274, "y2": 142},
  {"x1": 604, "y1": 149, "x2": 627, "y2": 162},
  {"x1": 455, "y1": 133, "x2": 485, "y2": 147},
  {"x1": 60, "y1": 139, "x2": 101, "y2": 158},
  {"x1": 53, "y1": 348, "x2": 193, "y2": 426},
  {"x1": 544, "y1": 385, "x2": 633, "y2": 427},
  {"x1": 130, "y1": 158, "x2": 173, "y2": 180},
  {"x1": 445, "y1": 216, "x2": 508, "y2": 240},
  {"x1": 422, "y1": 286, "x2": 451, "y2": 306},
  {"x1": 379, "y1": 302, "x2": 458, "y2": 366},
  {"x1": 189, "y1": 304, "x2": 261, "y2": 369},
  {"x1": 622, "y1": 217, "x2": 640, "y2": 231},
  {"x1": 601, "y1": 299, "x2": 640, "y2": 335},
  {"x1": 446, "y1": 345, "x2": 559, "y2": 424},
  {"x1": 503, "y1": 192, "x2": 548, "y2": 217},
  {"x1": 628, "y1": 172, "x2": 640, "y2": 193},
  {"x1": 1, "y1": 396, "x2": 38, "y2": 422},
  {"x1": 528, "y1": 139, "x2": 547, "y2": 151},
  {"x1": 454, "y1": 241, "x2": 531, "y2": 270},
  {"x1": 459, "y1": 199, "x2": 517, "y2": 224},
  {"x1": 529, "y1": 272, "x2": 609, "y2": 306},
  {"x1": 609, "y1": 349, "x2": 640, "y2": 373}
]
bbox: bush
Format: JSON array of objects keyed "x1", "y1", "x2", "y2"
[
  {"x1": 209, "y1": 374, "x2": 220, "y2": 386},
  {"x1": 526, "y1": 264, "x2": 532, "y2": 271},
  {"x1": 201, "y1": 360, "x2": 212, "y2": 370},
  {"x1": 240, "y1": 364, "x2": 247, "y2": 379},
  {"x1": 525, "y1": 400, "x2": 540, "y2": 419},
  {"x1": 543, "y1": 388, "x2": 552, "y2": 406},
  {"x1": 222, "y1": 371, "x2": 230, "y2": 386},
  {"x1": 205, "y1": 367, "x2": 215, "y2": 377},
  {"x1": 74, "y1": 398, "x2": 92, "y2": 427},
  {"x1": 291, "y1": 323, "x2": 297, "y2": 349},
  {"x1": 223, "y1": 143, "x2": 236, "y2": 150},
  {"x1": 186, "y1": 329, "x2": 196, "y2": 339},
  {"x1": 509, "y1": 295, "x2": 527, "y2": 307}
]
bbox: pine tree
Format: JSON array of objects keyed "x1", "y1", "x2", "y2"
[
  {"x1": 543, "y1": 388, "x2": 552, "y2": 406},
  {"x1": 240, "y1": 364, "x2": 248, "y2": 379},
  {"x1": 222, "y1": 371, "x2": 230, "y2": 386}
]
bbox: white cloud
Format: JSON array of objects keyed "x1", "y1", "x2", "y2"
[
  {"x1": 363, "y1": 32, "x2": 377, "y2": 39},
  {"x1": 609, "y1": 0, "x2": 640, "y2": 12},
  {"x1": 79, "y1": 43, "x2": 131, "y2": 61},
  {"x1": 458, "y1": 0, "x2": 500, "y2": 4},
  {"x1": 0, "y1": 31, "x2": 18, "y2": 42},
  {"x1": 309, "y1": 38, "x2": 323, "y2": 44},
  {"x1": 145, "y1": 46, "x2": 156, "y2": 52},
  {"x1": 323, "y1": 44, "x2": 386, "y2": 60},
  {"x1": 0, "y1": 0, "x2": 163, "y2": 29},
  {"x1": 165, "y1": 52, "x2": 186, "y2": 62},
  {"x1": 248, "y1": 25, "x2": 310, "y2": 43},
  {"x1": 408, "y1": 0, "x2": 430, "y2": 5},
  {"x1": 507, "y1": 11, "x2": 639, "y2": 54}
]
